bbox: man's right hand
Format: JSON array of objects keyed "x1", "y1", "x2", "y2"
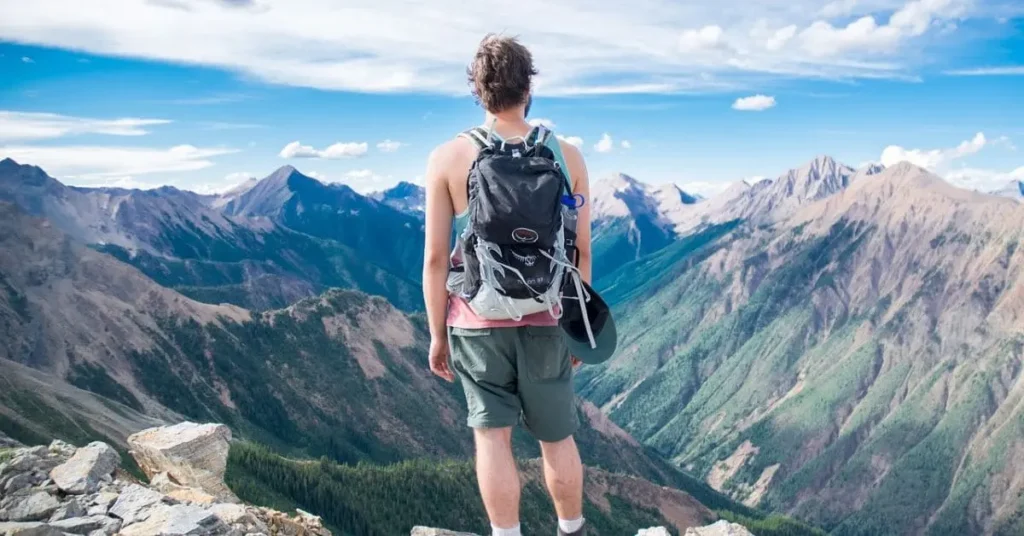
[{"x1": 429, "y1": 337, "x2": 455, "y2": 382}]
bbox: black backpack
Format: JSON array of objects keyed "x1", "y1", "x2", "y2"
[{"x1": 447, "y1": 125, "x2": 580, "y2": 320}]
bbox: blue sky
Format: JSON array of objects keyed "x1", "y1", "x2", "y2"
[{"x1": 0, "y1": 0, "x2": 1022, "y2": 196}]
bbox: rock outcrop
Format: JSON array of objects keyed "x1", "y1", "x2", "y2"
[
  {"x1": 0, "y1": 424, "x2": 331, "y2": 536},
  {"x1": 127, "y1": 422, "x2": 238, "y2": 503},
  {"x1": 683, "y1": 520, "x2": 754, "y2": 535}
]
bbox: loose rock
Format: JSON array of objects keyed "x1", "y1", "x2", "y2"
[
  {"x1": 0, "y1": 521, "x2": 63, "y2": 535},
  {"x1": 49, "y1": 515, "x2": 121, "y2": 535},
  {"x1": 0, "y1": 492, "x2": 60, "y2": 522},
  {"x1": 128, "y1": 423, "x2": 238, "y2": 503},
  {"x1": 118, "y1": 503, "x2": 230, "y2": 536},
  {"x1": 684, "y1": 521, "x2": 755, "y2": 536},
  {"x1": 49, "y1": 443, "x2": 119, "y2": 495},
  {"x1": 47, "y1": 499, "x2": 85, "y2": 522},
  {"x1": 108, "y1": 484, "x2": 166, "y2": 526}
]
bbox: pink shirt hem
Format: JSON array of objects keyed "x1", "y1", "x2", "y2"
[{"x1": 447, "y1": 296, "x2": 559, "y2": 329}]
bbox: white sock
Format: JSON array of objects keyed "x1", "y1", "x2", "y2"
[
  {"x1": 559, "y1": 517, "x2": 585, "y2": 533},
  {"x1": 492, "y1": 524, "x2": 522, "y2": 536}
]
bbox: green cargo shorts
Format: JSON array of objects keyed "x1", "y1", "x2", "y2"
[{"x1": 448, "y1": 325, "x2": 579, "y2": 442}]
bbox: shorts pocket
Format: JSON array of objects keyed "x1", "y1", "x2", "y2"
[
  {"x1": 449, "y1": 327, "x2": 495, "y2": 376},
  {"x1": 522, "y1": 326, "x2": 570, "y2": 383}
]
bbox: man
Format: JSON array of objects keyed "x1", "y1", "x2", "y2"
[{"x1": 422, "y1": 34, "x2": 593, "y2": 536}]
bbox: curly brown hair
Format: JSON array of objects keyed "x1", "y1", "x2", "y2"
[{"x1": 467, "y1": 34, "x2": 538, "y2": 113}]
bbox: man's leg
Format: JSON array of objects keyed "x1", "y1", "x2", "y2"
[
  {"x1": 475, "y1": 427, "x2": 520, "y2": 531},
  {"x1": 540, "y1": 435, "x2": 584, "y2": 522}
]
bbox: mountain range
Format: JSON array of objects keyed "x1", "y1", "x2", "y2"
[
  {"x1": 0, "y1": 192, "x2": 792, "y2": 535},
  {"x1": 4, "y1": 152, "x2": 1024, "y2": 535},
  {"x1": 581, "y1": 162, "x2": 1024, "y2": 536},
  {"x1": 0, "y1": 159, "x2": 424, "y2": 312}
]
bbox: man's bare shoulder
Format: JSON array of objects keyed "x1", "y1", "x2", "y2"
[
  {"x1": 426, "y1": 136, "x2": 476, "y2": 184},
  {"x1": 556, "y1": 138, "x2": 584, "y2": 164}
]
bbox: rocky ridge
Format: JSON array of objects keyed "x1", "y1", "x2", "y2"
[{"x1": 0, "y1": 422, "x2": 328, "y2": 536}]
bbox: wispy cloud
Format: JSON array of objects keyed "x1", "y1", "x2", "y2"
[
  {"x1": 943, "y1": 66, "x2": 1024, "y2": 76},
  {"x1": 0, "y1": 111, "x2": 171, "y2": 142},
  {"x1": 376, "y1": 139, "x2": 403, "y2": 153},
  {"x1": 200, "y1": 121, "x2": 265, "y2": 130},
  {"x1": 279, "y1": 140, "x2": 368, "y2": 159},
  {"x1": 0, "y1": 144, "x2": 237, "y2": 183},
  {"x1": 20, "y1": 56, "x2": 33, "y2": 63},
  {"x1": 0, "y1": 0, "x2": 990, "y2": 95},
  {"x1": 880, "y1": 132, "x2": 996, "y2": 171},
  {"x1": 166, "y1": 93, "x2": 252, "y2": 105}
]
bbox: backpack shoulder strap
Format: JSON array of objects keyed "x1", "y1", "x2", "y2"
[
  {"x1": 541, "y1": 129, "x2": 573, "y2": 192},
  {"x1": 458, "y1": 127, "x2": 493, "y2": 151}
]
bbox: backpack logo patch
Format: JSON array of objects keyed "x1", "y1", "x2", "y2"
[
  {"x1": 512, "y1": 228, "x2": 539, "y2": 244},
  {"x1": 510, "y1": 250, "x2": 537, "y2": 267}
]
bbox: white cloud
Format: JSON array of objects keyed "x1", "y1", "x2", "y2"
[
  {"x1": 621, "y1": 140, "x2": 632, "y2": 149},
  {"x1": 943, "y1": 66, "x2": 1024, "y2": 76},
  {"x1": 945, "y1": 166, "x2": 1024, "y2": 192},
  {"x1": 0, "y1": 144, "x2": 237, "y2": 184},
  {"x1": 0, "y1": 0, "x2": 992, "y2": 95},
  {"x1": 339, "y1": 169, "x2": 389, "y2": 192},
  {"x1": 20, "y1": 56, "x2": 33, "y2": 63},
  {"x1": 732, "y1": 94, "x2": 776, "y2": 111},
  {"x1": 322, "y1": 142, "x2": 369, "y2": 158},
  {"x1": 528, "y1": 118, "x2": 557, "y2": 129},
  {"x1": 306, "y1": 171, "x2": 329, "y2": 182},
  {"x1": 679, "y1": 180, "x2": 733, "y2": 197},
  {"x1": 279, "y1": 140, "x2": 368, "y2": 159},
  {"x1": 224, "y1": 171, "x2": 253, "y2": 184},
  {"x1": 797, "y1": 0, "x2": 969, "y2": 58},
  {"x1": 880, "y1": 132, "x2": 988, "y2": 170},
  {"x1": 557, "y1": 135, "x2": 584, "y2": 149},
  {"x1": 0, "y1": 111, "x2": 171, "y2": 142},
  {"x1": 376, "y1": 139, "x2": 403, "y2": 152},
  {"x1": 819, "y1": 0, "x2": 859, "y2": 18},
  {"x1": 594, "y1": 134, "x2": 614, "y2": 153},
  {"x1": 678, "y1": 25, "x2": 729, "y2": 53}
]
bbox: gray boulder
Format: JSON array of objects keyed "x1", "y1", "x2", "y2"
[
  {"x1": 119, "y1": 503, "x2": 231, "y2": 536},
  {"x1": 49, "y1": 515, "x2": 121, "y2": 535},
  {"x1": 47, "y1": 499, "x2": 85, "y2": 522},
  {"x1": 636, "y1": 529, "x2": 672, "y2": 536},
  {"x1": 2, "y1": 474, "x2": 35, "y2": 495},
  {"x1": 0, "y1": 521, "x2": 63, "y2": 536},
  {"x1": 0, "y1": 493, "x2": 60, "y2": 522},
  {"x1": 46, "y1": 442, "x2": 76, "y2": 459},
  {"x1": 684, "y1": 521, "x2": 755, "y2": 536},
  {"x1": 109, "y1": 484, "x2": 166, "y2": 526},
  {"x1": 49, "y1": 443, "x2": 120, "y2": 495},
  {"x1": 128, "y1": 423, "x2": 238, "y2": 503}
]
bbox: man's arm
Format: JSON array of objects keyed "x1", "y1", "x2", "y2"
[
  {"x1": 423, "y1": 144, "x2": 455, "y2": 381},
  {"x1": 560, "y1": 141, "x2": 592, "y2": 284}
]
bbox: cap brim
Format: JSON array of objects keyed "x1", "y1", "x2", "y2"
[
  {"x1": 565, "y1": 313, "x2": 617, "y2": 364},
  {"x1": 560, "y1": 281, "x2": 618, "y2": 365}
]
